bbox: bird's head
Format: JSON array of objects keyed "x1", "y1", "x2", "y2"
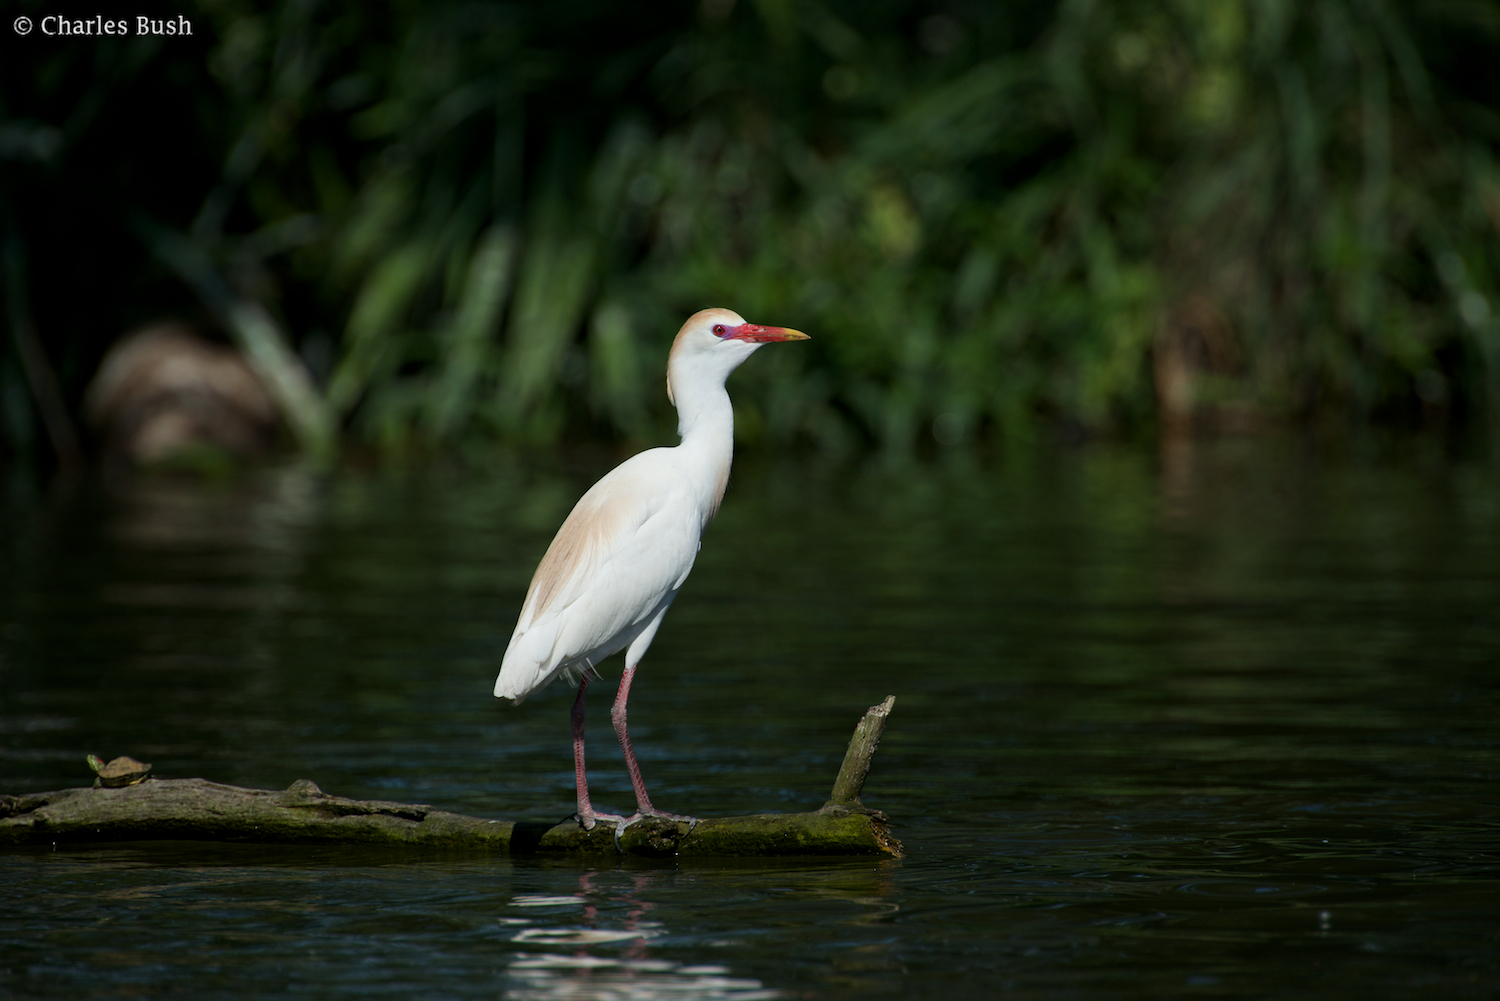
[{"x1": 666, "y1": 308, "x2": 809, "y2": 406}]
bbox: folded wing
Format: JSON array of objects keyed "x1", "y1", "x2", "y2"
[{"x1": 494, "y1": 450, "x2": 700, "y2": 702}]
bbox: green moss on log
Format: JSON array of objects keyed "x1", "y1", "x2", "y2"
[
  {"x1": 1, "y1": 778, "x2": 901, "y2": 857},
  {"x1": 2, "y1": 697, "x2": 902, "y2": 857},
  {"x1": 0, "y1": 778, "x2": 516, "y2": 849}
]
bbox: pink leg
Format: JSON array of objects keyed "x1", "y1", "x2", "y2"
[
  {"x1": 571, "y1": 673, "x2": 627, "y2": 830},
  {"x1": 611, "y1": 664, "x2": 696, "y2": 824}
]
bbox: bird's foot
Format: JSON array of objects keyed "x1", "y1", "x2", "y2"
[
  {"x1": 601, "y1": 810, "x2": 699, "y2": 851},
  {"x1": 574, "y1": 810, "x2": 632, "y2": 832},
  {"x1": 577, "y1": 808, "x2": 700, "y2": 852},
  {"x1": 595, "y1": 809, "x2": 699, "y2": 833},
  {"x1": 636, "y1": 808, "x2": 700, "y2": 834}
]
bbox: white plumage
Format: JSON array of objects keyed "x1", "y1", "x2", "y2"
[
  {"x1": 494, "y1": 451, "x2": 702, "y2": 700},
  {"x1": 493, "y1": 307, "x2": 809, "y2": 829}
]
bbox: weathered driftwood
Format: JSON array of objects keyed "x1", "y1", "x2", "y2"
[
  {"x1": 1, "y1": 697, "x2": 901, "y2": 858},
  {"x1": 829, "y1": 694, "x2": 895, "y2": 808}
]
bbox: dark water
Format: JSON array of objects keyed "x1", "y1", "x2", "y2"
[{"x1": 3, "y1": 435, "x2": 1498, "y2": 998}]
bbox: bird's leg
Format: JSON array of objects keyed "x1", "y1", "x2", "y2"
[
  {"x1": 571, "y1": 675, "x2": 595, "y2": 827},
  {"x1": 571, "y1": 673, "x2": 628, "y2": 831},
  {"x1": 611, "y1": 663, "x2": 698, "y2": 827}
]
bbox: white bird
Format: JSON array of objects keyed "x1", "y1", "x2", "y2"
[{"x1": 494, "y1": 307, "x2": 809, "y2": 830}]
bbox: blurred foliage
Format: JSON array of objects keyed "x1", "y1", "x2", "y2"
[{"x1": 3, "y1": 0, "x2": 1500, "y2": 464}]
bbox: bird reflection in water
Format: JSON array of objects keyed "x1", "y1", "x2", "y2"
[{"x1": 501, "y1": 871, "x2": 781, "y2": 1000}]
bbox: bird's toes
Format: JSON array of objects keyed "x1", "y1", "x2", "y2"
[
  {"x1": 575, "y1": 810, "x2": 629, "y2": 831},
  {"x1": 589, "y1": 811, "x2": 632, "y2": 827},
  {"x1": 609, "y1": 813, "x2": 647, "y2": 851},
  {"x1": 642, "y1": 809, "x2": 699, "y2": 831}
]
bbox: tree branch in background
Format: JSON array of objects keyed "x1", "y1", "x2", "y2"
[{"x1": 3, "y1": 226, "x2": 81, "y2": 471}]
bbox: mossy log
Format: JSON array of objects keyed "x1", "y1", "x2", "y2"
[{"x1": 0, "y1": 697, "x2": 901, "y2": 858}]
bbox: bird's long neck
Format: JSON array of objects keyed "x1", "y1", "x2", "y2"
[{"x1": 671, "y1": 373, "x2": 734, "y2": 526}]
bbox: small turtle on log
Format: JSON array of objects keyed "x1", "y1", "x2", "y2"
[{"x1": 87, "y1": 754, "x2": 153, "y2": 788}]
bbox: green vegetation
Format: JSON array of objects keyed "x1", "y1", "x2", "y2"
[{"x1": 4, "y1": 0, "x2": 1498, "y2": 464}]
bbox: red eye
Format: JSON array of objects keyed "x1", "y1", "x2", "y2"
[{"x1": 713, "y1": 324, "x2": 726, "y2": 336}]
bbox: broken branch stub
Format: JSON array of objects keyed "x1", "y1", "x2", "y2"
[{"x1": 828, "y1": 695, "x2": 896, "y2": 809}]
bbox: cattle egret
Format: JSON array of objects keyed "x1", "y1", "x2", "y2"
[{"x1": 494, "y1": 307, "x2": 809, "y2": 830}]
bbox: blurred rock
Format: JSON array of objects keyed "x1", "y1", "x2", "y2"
[{"x1": 84, "y1": 325, "x2": 279, "y2": 467}]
